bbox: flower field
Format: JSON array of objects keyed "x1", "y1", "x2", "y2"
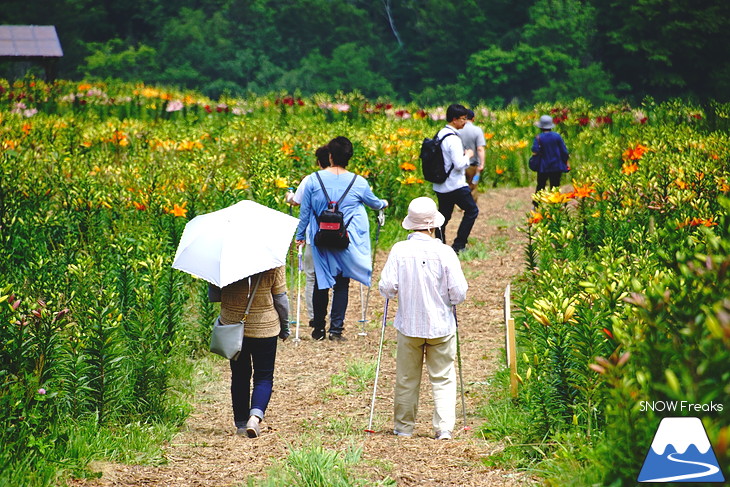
[{"x1": 1, "y1": 77, "x2": 729, "y2": 485}]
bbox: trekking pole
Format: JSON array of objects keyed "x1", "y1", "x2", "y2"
[
  {"x1": 453, "y1": 306, "x2": 470, "y2": 432},
  {"x1": 365, "y1": 298, "x2": 389, "y2": 434},
  {"x1": 286, "y1": 187, "x2": 296, "y2": 332},
  {"x1": 293, "y1": 244, "x2": 303, "y2": 345},
  {"x1": 358, "y1": 284, "x2": 367, "y2": 336},
  {"x1": 359, "y1": 209, "x2": 386, "y2": 336}
]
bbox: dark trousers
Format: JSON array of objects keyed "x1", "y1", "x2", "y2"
[
  {"x1": 230, "y1": 335, "x2": 277, "y2": 425},
  {"x1": 312, "y1": 274, "x2": 350, "y2": 335},
  {"x1": 436, "y1": 186, "x2": 479, "y2": 251},
  {"x1": 536, "y1": 171, "x2": 562, "y2": 194}
]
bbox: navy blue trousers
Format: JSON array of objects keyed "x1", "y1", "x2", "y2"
[
  {"x1": 230, "y1": 335, "x2": 278, "y2": 425},
  {"x1": 436, "y1": 186, "x2": 479, "y2": 251}
]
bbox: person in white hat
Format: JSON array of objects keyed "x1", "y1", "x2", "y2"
[
  {"x1": 531, "y1": 114, "x2": 570, "y2": 206},
  {"x1": 378, "y1": 197, "x2": 468, "y2": 440}
]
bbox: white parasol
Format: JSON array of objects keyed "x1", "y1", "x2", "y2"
[{"x1": 172, "y1": 200, "x2": 299, "y2": 287}]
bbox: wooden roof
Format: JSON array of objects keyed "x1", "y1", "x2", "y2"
[{"x1": 0, "y1": 25, "x2": 63, "y2": 58}]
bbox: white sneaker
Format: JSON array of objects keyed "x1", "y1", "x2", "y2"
[
  {"x1": 246, "y1": 416, "x2": 261, "y2": 438},
  {"x1": 435, "y1": 430, "x2": 452, "y2": 440},
  {"x1": 393, "y1": 429, "x2": 412, "y2": 437}
]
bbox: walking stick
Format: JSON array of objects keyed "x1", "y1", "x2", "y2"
[
  {"x1": 286, "y1": 188, "x2": 297, "y2": 333},
  {"x1": 293, "y1": 244, "x2": 303, "y2": 344},
  {"x1": 365, "y1": 298, "x2": 389, "y2": 434},
  {"x1": 453, "y1": 306, "x2": 470, "y2": 432},
  {"x1": 359, "y1": 209, "x2": 386, "y2": 336}
]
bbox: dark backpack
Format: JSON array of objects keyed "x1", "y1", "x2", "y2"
[
  {"x1": 420, "y1": 130, "x2": 457, "y2": 183},
  {"x1": 313, "y1": 172, "x2": 358, "y2": 250}
]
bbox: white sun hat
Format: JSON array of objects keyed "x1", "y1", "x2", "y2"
[{"x1": 402, "y1": 197, "x2": 445, "y2": 231}]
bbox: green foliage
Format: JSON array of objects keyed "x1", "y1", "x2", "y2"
[
  {"x1": 83, "y1": 40, "x2": 158, "y2": 83},
  {"x1": 593, "y1": 0, "x2": 730, "y2": 101},
  {"x1": 4, "y1": 0, "x2": 729, "y2": 104},
  {"x1": 246, "y1": 440, "x2": 396, "y2": 487},
  {"x1": 511, "y1": 107, "x2": 730, "y2": 483},
  {"x1": 1, "y1": 77, "x2": 729, "y2": 485},
  {"x1": 325, "y1": 359, "x2": 376, "y2": 398}
]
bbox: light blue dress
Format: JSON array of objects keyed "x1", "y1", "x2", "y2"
[{"x1": 295, "y1": 170, "x2": 387, "y2": 289}]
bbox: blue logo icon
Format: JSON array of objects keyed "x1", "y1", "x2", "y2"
[{"x1": 638, "y1": 417, "x2": 725, "y2": 483}]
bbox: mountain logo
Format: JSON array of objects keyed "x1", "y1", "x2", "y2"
[{"x1": 638, "y1": 417, "x2": 725, "y2": 483}]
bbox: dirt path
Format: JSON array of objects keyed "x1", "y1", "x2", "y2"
[{"x1": 75, "y1": 186, "x2": 537, "y2": 487}]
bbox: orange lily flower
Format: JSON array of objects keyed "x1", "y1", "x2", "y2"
[
  {"x1": 400, "y1": 162, "x2": 417, "y2": 171},
  {"x1": 572, "y1": 183, "x2": 596, "y2": 199},
  {"x1": 401, "y1": 175, "x2": 424, "y2": 185},
  {"x1": 527, "y1": 211, "x2": 543, "y2": 225},
  {"x1": 622, "y1": 162, "x2": 639, "y2": 175},
  {"x1": 622, "y1": 144, "x2": 649, "y2": 161},
  {"x1": 170, "y1": 202, "x2": 188, "y2": 218}
]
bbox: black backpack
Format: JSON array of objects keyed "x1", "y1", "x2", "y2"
[
  {"x1": 313, "y1": 172, "x2": 358, "y2": 250},
  {"x1": 420, "y1": 130, "x2": 457, "y2": 183}
]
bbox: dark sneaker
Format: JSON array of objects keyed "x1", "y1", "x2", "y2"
[
  {"x1": 311, "y1": 328, "x2": 326, "y2": 341},
  {"x1": 329, "y1": 333, "x2": 347, "y2": 342}
]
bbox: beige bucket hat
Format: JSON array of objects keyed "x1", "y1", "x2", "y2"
[{"x1": 402, "y1": 197, "x2": 445, "y2": 231}]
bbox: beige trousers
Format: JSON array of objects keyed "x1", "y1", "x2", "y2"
[
  {"x1": 394, "y1": 331, "x2": 457, "y2": 435},
  {"x1": 465, "y1": 165, "x2": 480, "y2": 202}
]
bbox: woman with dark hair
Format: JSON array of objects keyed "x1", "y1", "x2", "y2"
[
  {"x1": 219, "y1": 266, "x2": 290, "y2": 438},
  {"x1": 295, "y1": 136, "x2": 388, "y2": 341}
]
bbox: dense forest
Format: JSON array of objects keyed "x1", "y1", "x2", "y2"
[{"x1": 2, "y1": 0, "x2": 729, "y2": 105}]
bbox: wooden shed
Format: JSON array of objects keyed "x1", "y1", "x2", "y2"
[{"x1": 0, "y1": 25, "x2": 63, "y2": 80}]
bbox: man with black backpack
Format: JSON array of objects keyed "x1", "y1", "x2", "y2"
[
  {"x1": 432, "y1": 104, "x2": 479, "y2": 254},
  {"x1": 295, "y1": 136, "x2": 388, "y2": 342}
]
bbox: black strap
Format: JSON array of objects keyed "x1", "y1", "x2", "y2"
[
  {"x1": 437, "y1": 130, "x2": 457, "y2": 177},
  {"x1": 314, "y1": 172, "x2": 358, "y2": 210},
  {"x1": 314, "y1": 171, "x2": 332, "y2": 203},
  {"x1": 437, "y1": 130, "x2": 458, "y2": 144}
]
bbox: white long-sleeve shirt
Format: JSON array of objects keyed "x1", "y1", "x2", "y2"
[
  {"x1": 432, "y1": 125, "x2": 470, "y2": 194},
  {"x1": 378, "y1": 232, "x2": 468, "y2": 338}
]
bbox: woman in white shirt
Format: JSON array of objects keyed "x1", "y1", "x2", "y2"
[{"x1": 378, "y1": 197, "x2": 468, "y2": 440}]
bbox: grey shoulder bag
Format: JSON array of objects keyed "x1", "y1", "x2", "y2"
[{"x1": 209, "y1": 274, "x2": 262, "y2": 360}]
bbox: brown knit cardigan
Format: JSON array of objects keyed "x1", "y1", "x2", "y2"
[{"x1": 219, "y1": 266, "x2": 286, "y2": 338}]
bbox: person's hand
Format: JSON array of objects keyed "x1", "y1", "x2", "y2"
[
  {"x1": 285, "y1": 191, "x2": 298, "y2": 205},
  {"x1": 295, "y1": 239, "x2": 305, "y2": 246},
  {"x1": 381, "y1": 200, "x2": 388, "y2": 208},
  {"x1": 279, "y1": 323, "x2": 290, "y2": 341},
  {"x1": 464, "y1": 149, "x2": 474, "y2": 159}
]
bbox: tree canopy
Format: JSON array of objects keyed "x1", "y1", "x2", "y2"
[{"x1": 2, "y1": 0, "x2": 728, "y2": 104}]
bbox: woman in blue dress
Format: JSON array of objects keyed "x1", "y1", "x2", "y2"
[{"x1": 295, "y1": 136, "x2": 388, "y2": 341}]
